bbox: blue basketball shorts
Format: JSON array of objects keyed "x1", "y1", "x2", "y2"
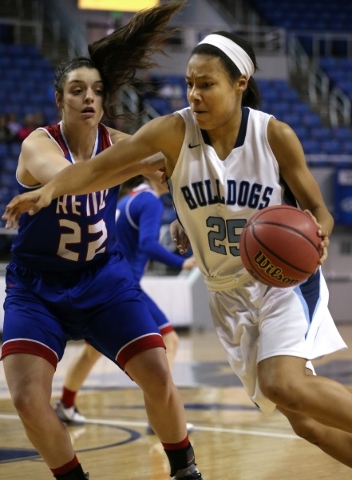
[
  {"x1": 1, "y1": 253, "x2": 165, "y2": 370},
  {"x1": 140, "y1": 290, "x2": 174, "y2": 336}
]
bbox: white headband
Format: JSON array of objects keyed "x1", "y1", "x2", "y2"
[{"x1": 198, "y1": 34, "x2": 255, "y2": 78}]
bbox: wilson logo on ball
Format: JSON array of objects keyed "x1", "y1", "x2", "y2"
[
  {"x1": 239, "y1": 205, "x2": 322, "y2": 288},
  {"x1": 254, "y1": 250, "x2": 300, "y2": 285}
]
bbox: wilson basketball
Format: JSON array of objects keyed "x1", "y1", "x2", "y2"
[{"x1": 239, "y1": 205, "x2": 322, "y2": 288}]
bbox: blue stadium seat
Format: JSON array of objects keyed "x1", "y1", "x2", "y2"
[
  {"x1": 310, "y1": 127, "x2": 333, "y2": 140},
  {"x1": 0, "y1": 57, "x2": 12, "y2": 68},
  {"x1": 8, "y1": 92, "x2": 27, "y2": 104},
  {"x1": 270, "y1": 103, "x2": 290, "y2": 117},
  {"x1": 332, "y1": 127, "x2": 352, "y2": 140},
  {"x1": 0, "y1": 186, "x2": 12, "y2": 203},
  {"x1": 259, "y1": 90, "x2": 278, "y2": 102},
  {"x1": 341, "y1": 141, "x2": 352, "y2": 155},
  {"x1": 10, "y1": 143, "x2": 21, "y2": 158},
  {"x1": 280, "y1": 113, "x2": 301, "y2": 127},
  {"x1": 22, "y1": 44, "x2": 41, "y2": 58},
  {"x1": 290, "y1": 103, "x2": 310, "y2": 114},
  {"x1": 3, "y1": 158, "x2": 18, "y2": 174},
  {"x1": 321, "y1": 140, "x2": 341, "y2": 155},
  {"x1": 16, "y1": 57, "x2": 31, "y2": 69},
  {"x1": 0, "y1": 172, "x2": 17, "y2": 187},
  {"x1": 280, "y1": 90, "x2": 300, "y2": 102},
  {"x1": 42, "y1": 105, "x2": 58, "y2": 123},
  {"x1": 301, "y1": 139, "x2": 320, "y2": 154},
  {"x1": 293, "y1": 126, "x2": 309, "y2": 141},
  {"x1": 0, "y1": 143, "x2": 10, "y2": 157},
  {"x1": 5, "y1": 69, "x2": 23, "y2": 80},
  {"x1": 5, "y1": 44, "x2": 25, "y2": 57},
  {"x1": 319, "y1": 58, "x2": 336, "y2": 70},
  {"x1": 302, "y1": 114, "x2": 321, "y2": 127},
  {"x1": 250, "y1": 0, "x2": 352, "y2": 33}
]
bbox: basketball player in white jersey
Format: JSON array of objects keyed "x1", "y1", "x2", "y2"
[{"x1": 5, "y1": 31, "x2": 352, "y2": 469}]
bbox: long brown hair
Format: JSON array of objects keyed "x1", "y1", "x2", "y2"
[
  {"x1": 54, "y1": 1, "x2": 185, "y2": 119},
  {"x1": 88, "y1": 1, "x2": 185, "y2": 118}
]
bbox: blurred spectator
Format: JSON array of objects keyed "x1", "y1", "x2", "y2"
[
  {"x1": 7, "y1": 113, "x2": 22, "y2": 138},
  {"x1": 17, "y1": 114, "x2": 36, "y2": 142},
  {"x1": 0, "y1": 114, "x2": 12, "y2": 142}
]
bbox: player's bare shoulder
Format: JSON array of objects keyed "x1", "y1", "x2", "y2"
[
  {"x1": 20, "y1": 128, "x2": 61, "y2": 159},
  {"x1": 151, "y1": 113, "x2": 185, "y2": 151},
  {"x1": 267, "y1": 116, "x2": 303, "y2": 167},
  {"x1": 267, "y1": 116, "x2": 297, "y2": 145},
  {"x1": 167, "y1": 112, "x2": 186, "y2": 138}
]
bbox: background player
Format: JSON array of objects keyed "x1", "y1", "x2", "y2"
[
  {"x1": 0, "y1": 2, "x2": 205, "y2": 480},
  {"x1": 54, "y1": 173, "x2": 196, "y2": 435}
]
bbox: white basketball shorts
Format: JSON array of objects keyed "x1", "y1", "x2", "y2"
[{"x1": 206, "y1": 269, "x2": 347, "y2": 415}]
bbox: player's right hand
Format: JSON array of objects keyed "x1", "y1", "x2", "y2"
[{"x1": 2, "y1": 188, "x2": 53, "y2": 230}]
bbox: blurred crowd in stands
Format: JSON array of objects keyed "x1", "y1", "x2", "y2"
[{"x1": 0, "y1": 112, "x2": 47, "y2": 143}]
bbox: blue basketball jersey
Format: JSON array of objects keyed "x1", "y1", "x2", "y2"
[
  {"x1": 11, "y1": 122, "x2": 120, "y2": 271},
  {"x1": 116, "y1": 184, "x2": 184, "y2": 282}
]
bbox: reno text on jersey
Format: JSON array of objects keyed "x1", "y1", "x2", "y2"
[{"x1": 56, "y1": 190, "x2": 109, "y2": 216}]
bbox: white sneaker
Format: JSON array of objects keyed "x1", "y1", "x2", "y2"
[{"x1": 54, "y1": 400, "x2": 86, "y2": 425}]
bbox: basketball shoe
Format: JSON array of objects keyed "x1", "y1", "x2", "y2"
[
  {"x1": 54, "y1": 469, "x2": 89, "y2": 479},
  {"x1": 172, "y1": 465, "x2": 203, "y2": 479},
  {"x1": 53, "y1": 400, "x2": 86, "y2": 425}
]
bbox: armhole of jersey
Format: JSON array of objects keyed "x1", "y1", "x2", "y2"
[
  {"x1": 37, "y1": 127, "x2": 65, "y2": 156},
  {"x1": 16, "y1": 127, "x2": 60, "y2": 190}
]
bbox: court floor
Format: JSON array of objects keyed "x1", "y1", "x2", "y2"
[{"x1": 1, "y1": 325, "x2": 352, "y2": 479}]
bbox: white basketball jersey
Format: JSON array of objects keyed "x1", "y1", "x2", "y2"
[{"x1": 169, "y1": 107, "x2": 294, "y2": 282}]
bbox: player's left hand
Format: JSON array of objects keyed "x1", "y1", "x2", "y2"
[
  {"x1": 2, "y1": 188, "x2": 53, "y2": 230},
  {"x1": 304, "y1": 209, "x2": 329, "y2": 267}
]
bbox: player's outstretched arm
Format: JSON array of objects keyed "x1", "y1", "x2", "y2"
[
  {"x1": 30, "y1": 115, "x2": 176, "y2": 197},
  {"x1": 3, "y1": 115, "x2": 184, "y2": 229},
  {"x1": 2, "y1": 186, "x2": 53, "y2": 229}
]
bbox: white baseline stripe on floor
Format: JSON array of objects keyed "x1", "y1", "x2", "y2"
[{"x1": 0, "y1": 414, "x2": 300, "y2": 440}]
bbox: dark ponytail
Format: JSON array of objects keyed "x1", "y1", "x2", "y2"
[
  {"x1": 191, "y1": 31, "x2": 261, "y2": 109},
  {"x1": 88, "y1": 1, "x2": 185, "y2": 118}
]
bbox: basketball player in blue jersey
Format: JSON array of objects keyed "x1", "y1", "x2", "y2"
[
  {"x1": 5, "y1": 30, "x2": 352, "y2": 472},
  {"x1": 0, "y1": 3, "x2": 205, "y2": 480},
  {"x1": 54, "y1": 173, "x2": 196, "y2": 434}
]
